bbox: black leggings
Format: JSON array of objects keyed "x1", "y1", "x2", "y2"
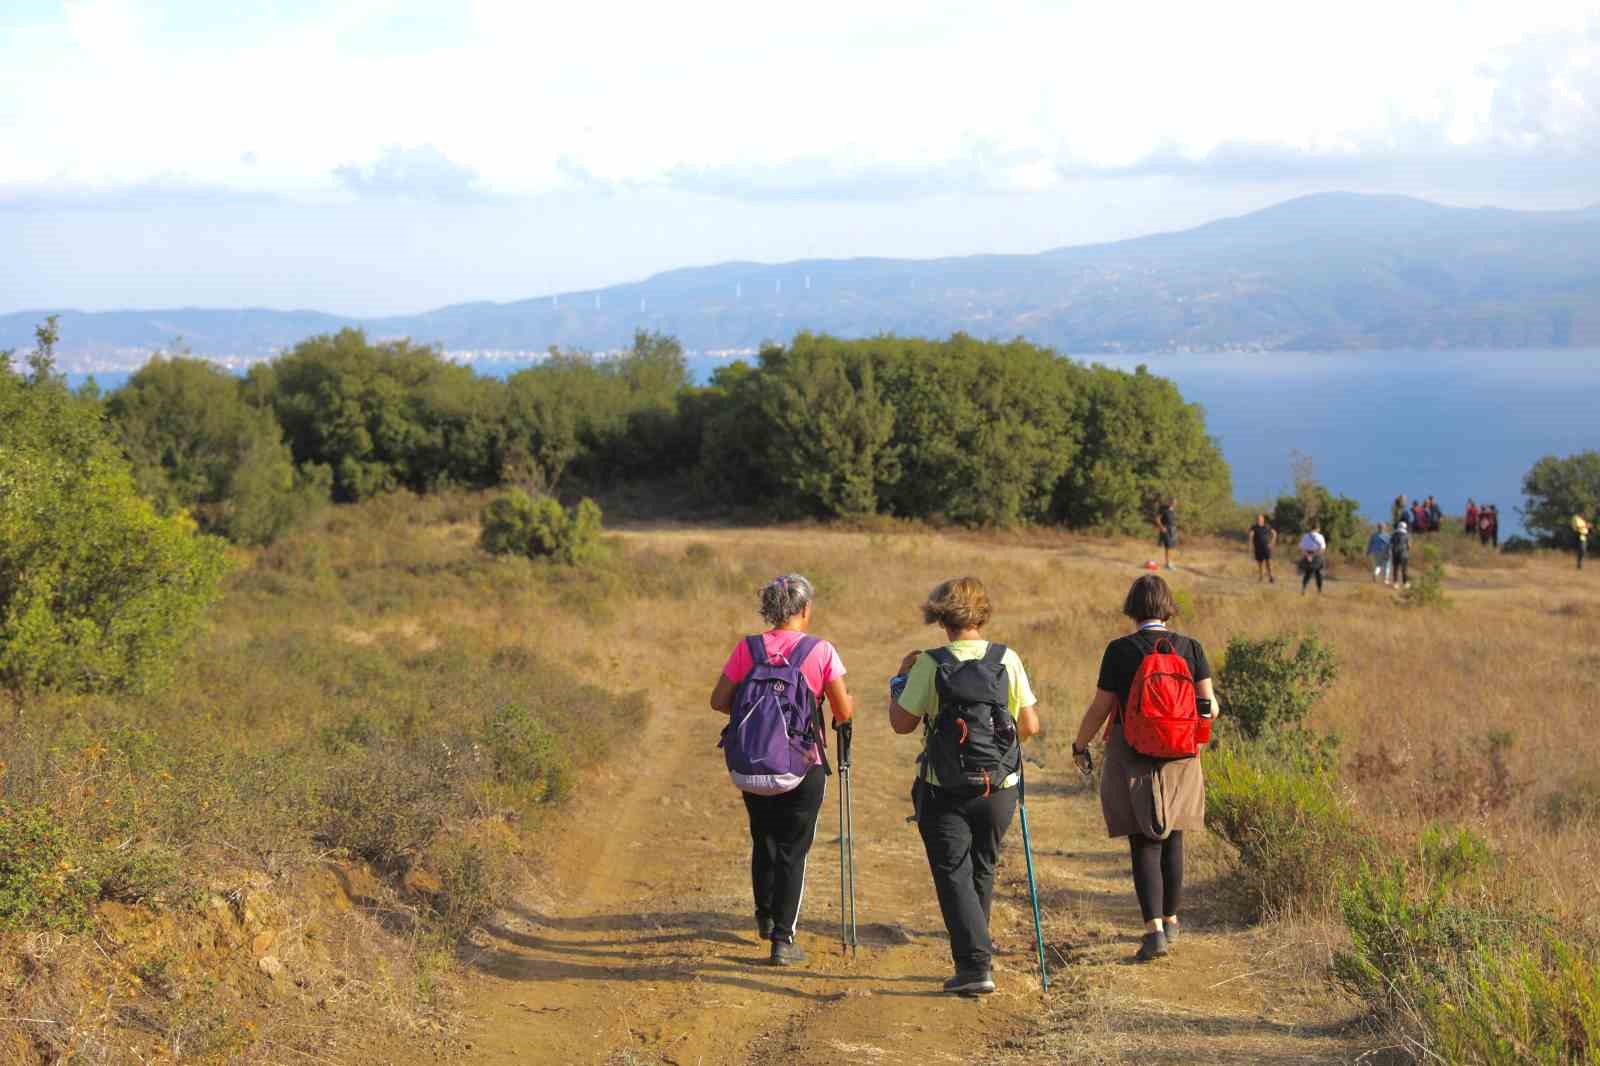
[
  {"x1": 1129, "y1": 831, "x2": 1184, "y2": 922},
  {"x1": 1393, "y1": 553, "x2": 1409, "y2": 585},
  {"x1": 742, "y1": 765, "x2": 825, "y2": 942},
  {"x1": 1301, "y1": 567, "x2": 1323, "y2": 592}
]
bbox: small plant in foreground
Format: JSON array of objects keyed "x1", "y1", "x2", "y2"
[
  {"x1": 0, "y1": 804, "x2": 99, "y2": 932},
  {"x1": 1403, "y1": 544, "x2": 1448, "y2": 608},
  {"x1": 1216, "y1": 632, "x2": 1340, "y2": 770}
]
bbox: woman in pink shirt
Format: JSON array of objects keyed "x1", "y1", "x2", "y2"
[{"x1": 711, "y1": 574, "x2": 854, "y2": 966}]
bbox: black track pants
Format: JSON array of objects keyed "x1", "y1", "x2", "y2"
[
  {"x1": 742, "y1": 765, "x2": 825, "y2": 943},
  {"x1": 916, "y1": 781, "x2": 1019, "y2": 973},
  {"x1": 1129, "y1": 831, "x2": 1184, "y2": 922}
]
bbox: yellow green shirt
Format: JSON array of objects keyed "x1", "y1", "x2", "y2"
[{"x1": 898, "y1": 640, "x2": 1037, "y2": 788}]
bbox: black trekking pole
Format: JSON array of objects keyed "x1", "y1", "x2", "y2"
[
  {"x1": 1017, "y1": 759, "x2": 1049, "y2": 991},
  {"x1": 836, "y1": 721, "x2": 858, "y2": 956}
]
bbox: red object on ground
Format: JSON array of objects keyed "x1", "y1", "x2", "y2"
[{"x1": 1143, "y1": 560, "x2": 1160, "y2": 571}]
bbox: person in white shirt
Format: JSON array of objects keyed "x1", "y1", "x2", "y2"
[{"x1": 1298, "y1": 524, "x2": 1328, "y2": 595}]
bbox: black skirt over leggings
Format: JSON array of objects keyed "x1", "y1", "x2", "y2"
[{"x1": 742, "y1": 764, "x2": 825, "y2": 943}]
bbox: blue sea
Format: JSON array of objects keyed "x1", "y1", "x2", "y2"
[
  {"x1": 72, "y1": 350, "x2": 1598, "y2": 537},
  {"x1": 1086, "y1": 350, "x2": 1599, "y2": 537}
]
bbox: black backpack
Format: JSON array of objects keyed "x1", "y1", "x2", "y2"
[{"x1": 921, "y1": 644, "x2": 1020, "y2": 797}]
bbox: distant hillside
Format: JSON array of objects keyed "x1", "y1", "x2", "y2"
[{"x1": 9, "y1": 192, "x2": 1600, "y2": 367}]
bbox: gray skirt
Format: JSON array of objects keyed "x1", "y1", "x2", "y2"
[{"x1": 1098, "y1": 731, "x2": 1206, "y2": 839}]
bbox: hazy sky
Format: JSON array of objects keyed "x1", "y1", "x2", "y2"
[{"x1": 4, "y1": 0, "x2": 1598, "y2": 315}]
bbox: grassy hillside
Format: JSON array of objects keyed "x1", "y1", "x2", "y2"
[{"x1": 4, "y1": 495, "x2": 1598, "y2": 1063}]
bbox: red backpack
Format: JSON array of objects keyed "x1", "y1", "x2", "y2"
[{"x1": 1108, "y1": 637, "x2": 1207, "y2": 758}]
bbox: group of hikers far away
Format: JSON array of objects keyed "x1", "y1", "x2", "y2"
[{"x1": 712, "y1": 571, "x2": 1215, "y2": 993}]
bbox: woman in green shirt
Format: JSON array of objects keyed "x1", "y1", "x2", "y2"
[{"x1": 888, "y1": 576, "x2": 1041, "y2": 994}]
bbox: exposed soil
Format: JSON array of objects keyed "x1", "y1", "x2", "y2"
[{"x1": 425, "y1": 529, "x2": 1384, "y2": 1065}]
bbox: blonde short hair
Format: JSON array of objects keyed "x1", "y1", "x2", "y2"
[{"x1": 922, "y1": 577, "x2": 992, "y2": 631}]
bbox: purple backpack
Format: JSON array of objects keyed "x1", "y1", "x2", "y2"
[{"x1": 720, "y1": 635, "x2": 827, "y2": 795}]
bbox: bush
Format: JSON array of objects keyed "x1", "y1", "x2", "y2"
[
  {"x1": 0, "y1": 349, "x2": 231, "y2": 702},
  {"x1": 1203, "y1": 746, "x2": 1369, "y2": 920},
  {"x1": 479, "y1": 490, "x2": 604, "y2": 566},
  {"x1": 1428, "y1": 937, "x2": 1600, "y2": 1065},
  {"x1": 1403, "y1": 544, "x2": 1448, "y2": 607},
  {"x1": 479, "y1": 702, "x2": 572, "y2": 804},
  {"x1": 1216, "y1": 632, "x2": 1339, "y2": 768},
  {"x1": 0, "y1": 805, "x2": 99, "y2": 932}
]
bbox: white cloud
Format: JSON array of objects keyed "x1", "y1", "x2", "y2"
[{"x1": 1, "y1": 0, "x2": 1596, "y2": 201}]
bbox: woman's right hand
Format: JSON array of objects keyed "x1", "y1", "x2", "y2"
[{"x1": 897, "y1": 650, "x2": 922, "y2": 675}]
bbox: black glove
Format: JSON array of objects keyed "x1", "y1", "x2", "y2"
[
  {"x1": 835, "y1": 720, "x2": 853, "y2": 766},
  {"x1": 1072, "y1": 743, "x2": 1094, "y2": 777}
]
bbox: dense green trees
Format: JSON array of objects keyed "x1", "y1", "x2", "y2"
[
  {"x1": 1521, "y1": 452, "x2": 1600, "y2": 545},
  {"x1": 700, "y1": 334, "x2": 1231, "y2": 527},
  {"x1": 0, "y1": 333, "x2": 228, "y2": 704},
  {"x1": 63, "y1": 321, "x2": 1234, "y2": 544},
  {"x1": 107, "y1": 356, "x2": 328, "y2": 545}
]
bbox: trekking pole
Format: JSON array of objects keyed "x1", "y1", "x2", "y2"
[
  {"x1": 836, "y1": 721, "x2": 857, "y2": 955},
  {"x1": 1017, "y1": 760, "x2": 1049, "y2": 991}
]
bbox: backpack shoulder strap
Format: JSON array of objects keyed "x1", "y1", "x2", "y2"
[
  {"x1": 926, "y1": 646, "x2": 957, "y2": 667},
  {"x1": 787, "y1": 634, "x2": 822, "y2": 670},
  {"x1": 746, "y1": 634, "x2": 768, "y2": 667},
  {"x1": 981, "y1": 642, "x2": 1007, "y2": 666}
]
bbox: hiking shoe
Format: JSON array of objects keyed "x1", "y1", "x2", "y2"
[
  {"x1": 1162, "y1": 922, "x2": 1179, "y2": 945},
  {"x1": 1135, "y1": 930, "x2": 1169, "y2": 962},
  {"x1": 942, "y1": 971, "x2": 996, "y2": 994},
  {"x1": 755, "y1": 914, "x2": 774, "y2": 941},
  {"x1": 769, "y1": 940, "x2": 807, "y2": 966}
]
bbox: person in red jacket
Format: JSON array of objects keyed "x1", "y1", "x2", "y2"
[{"x1": 1464, "y1": 499, "x2": 1478, "y2": 537}]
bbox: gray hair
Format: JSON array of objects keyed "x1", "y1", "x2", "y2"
[{"x1": 758, "y1": 573, "x2": 814, "y2": 627}]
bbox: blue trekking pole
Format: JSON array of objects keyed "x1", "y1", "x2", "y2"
[{"x1": 1017, "y1": 759, "x2": 1049, "y2": 991}]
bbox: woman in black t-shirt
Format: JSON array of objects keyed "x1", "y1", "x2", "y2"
[{"x1": 1070, "y1": 574, "x2": 1218, "y2": 962}]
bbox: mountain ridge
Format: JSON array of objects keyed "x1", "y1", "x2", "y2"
[{"x1": 9, "y1": 191, "x2": 1600, "y2": 366}]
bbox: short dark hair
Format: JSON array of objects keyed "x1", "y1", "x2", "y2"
[{"x1": 1122, "y1": 575, "x2": 1177, "y2": 622}]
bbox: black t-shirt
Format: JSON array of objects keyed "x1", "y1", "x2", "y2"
[
  {"x1": 1096, "y1": 628, "x2": 1211, "y2": 707},
  {"x1": 1159, "y1": 506, "x2": 1177, "y2": 534},
  {"x1": 1250, "y1": 523, "x2": 1274, "y2": 550}
]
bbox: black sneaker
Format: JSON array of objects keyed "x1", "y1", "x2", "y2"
[
  {"x1": 942, "y1": 971, "x2": 996, "y2": 994},
  {"x1": 755, "y1": 914, "x2": 774, "y2": 941},
  {"x1": 1135, "y1": 930, "x2": 1169, "y2": 962},
  {"x1": 1162, "y1": 922, "x2": 1179, "y2": 945},
  {"x1": 769, "y1": 939, "x2": 807, "y2": 966}
]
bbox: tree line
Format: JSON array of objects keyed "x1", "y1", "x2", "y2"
[{"x1": 92, "y1": 326, "x2": 1237, "y2": 542}]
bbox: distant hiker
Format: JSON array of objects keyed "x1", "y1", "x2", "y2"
[
  {"x1": 1070, "y1": 575, "x2": 1218, "y2": 963},
  {"x1": 1427, "y1": 496, "x2": 1443, "y2": 533},
  {"x1": 1391, "y1": 521, "x2": 1412, "y2": 587},
  {"x1": 1575, "y1": 513, "x2": 1590, "y2": 570},
  {"x1": 1411, "y1": 502, "x2": 1427, "y2": 534},
  {"x1": 1465, "y1": 499, "x2": 1479, "y2": 537},
  {"x1": 711, "y1": 574, "x2": 855, "y2": 967},
  {"x1": 1247, "y1": 514, "x2": 1277, "y2": 584},
  {"x1": 1392, "y1": 495, "x2": 1409, "y2": 529},
  {"x1": 1298, "y1": 524, "x2": 1327, "y2": 595},
  {"x1": 1486, "y1": 505, "x2": 1500, "y2": 548},
  {"x1": 1477, "y1": 507, "x2": 1492, "y2": 546},
  {"x1": 888, "y1": 577, "x2": 1041, "y2": 994},
  {"x1": 1155, "y1": 498, "x2": 1179, "y2": 570},
  {"x1": 1366, "y1": 523, "x2": 1391, "y2": 584}
]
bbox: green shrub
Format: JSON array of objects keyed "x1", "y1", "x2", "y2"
[
  {"x1": 1428, "y1": 937, "x2": 1600, "y2": 1065},
  {"x1": 1334, "y1": 859, "x2": 1522, "y2": 1021},
  {"x1": 0, "y1": 804, "x2": 99, "y2": 932},
  {"x1": 0, "y1": 354, "x2": 231, "y2": 703},
  {"x1": 1216, "y1": 632, "x2": 1339, "y2": 769},
  {"x1": 89, "y1": 841, "x2": 185, "y2": 905},
  {"x1": 479, "y1": 702, "x2": 572, "y2": 804},
  {"x1": 1404, "y1": 544, "x2": 1448, "y2": 608},
  {"x1": 1203, "y1": 746, "x2": 1369, "y2": 920},
  {"x1": 479, "y1": 490, "x2": 604, "y2": 566},
  {"x1": 316, "y1": 742, "x2": 463, "y2": 874}
]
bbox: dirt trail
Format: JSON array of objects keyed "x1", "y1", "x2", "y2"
[{"x1": 439, "y1": 529, "x2": 1377, "y2": 1065}]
